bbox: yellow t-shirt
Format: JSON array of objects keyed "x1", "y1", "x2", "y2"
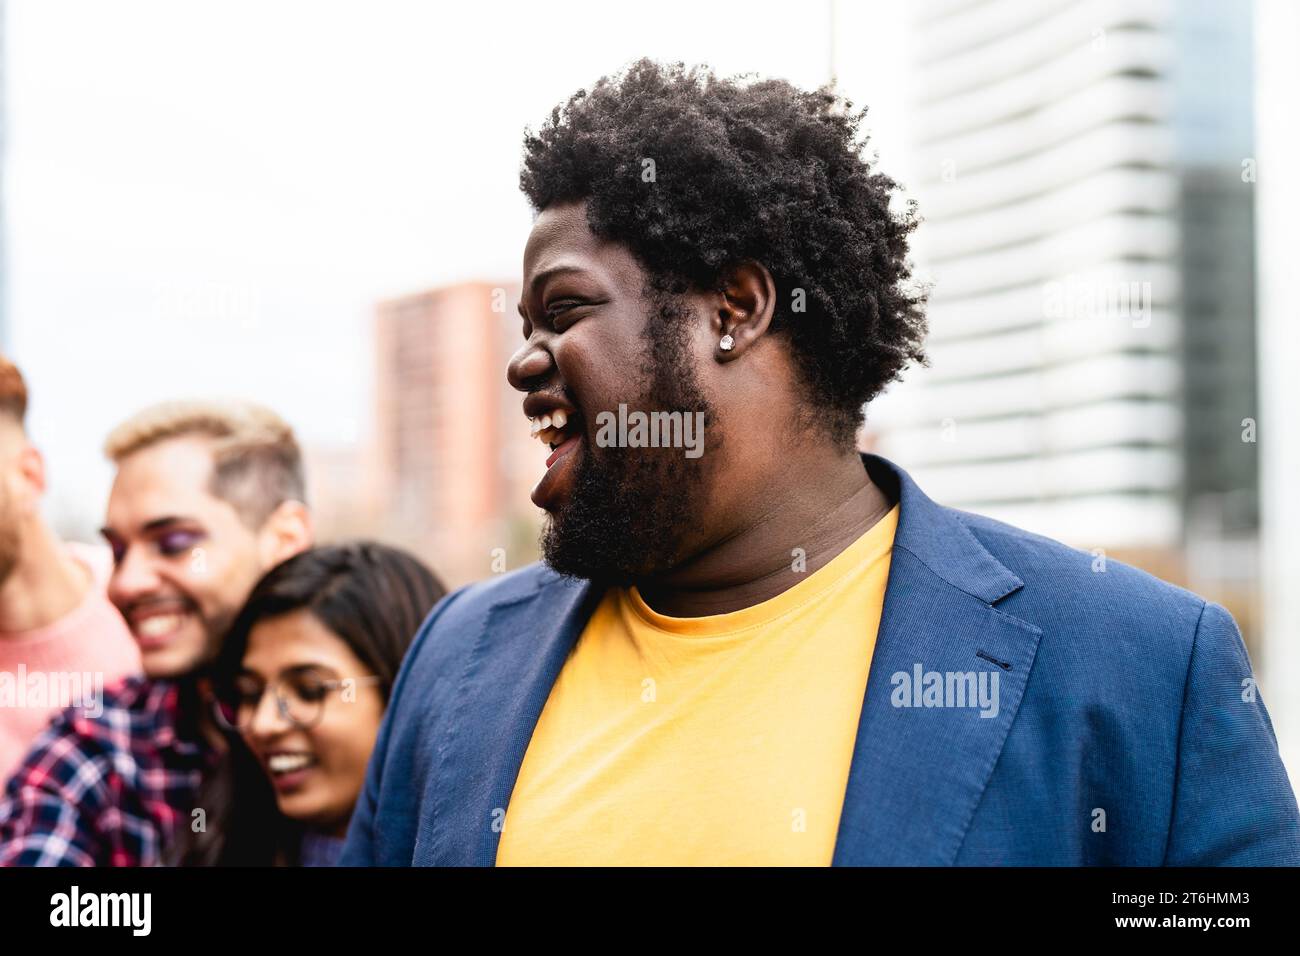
[{"x1": 495, "y1": 504, "x2": 899, "y2": 866}]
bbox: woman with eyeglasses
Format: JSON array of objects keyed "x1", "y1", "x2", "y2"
[{"x1": 172, "y1": 541, "x2": 445, "y2": 866}]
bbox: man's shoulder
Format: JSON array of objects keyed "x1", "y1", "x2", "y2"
[
  {"x1": 952, "y1": 507, "x2": 1202, "y2": 602},
  {"x1": 26, "y1": 676, "x2": 172, "y2": 761},
  {"x1": 943, "y1": 506, "x2": 1213, "y2": 659},
  {"x1": 1, "y1": 677, "x2": 169, "y2": 802},
  {"x1": 82, "y1": 674, "x2": 173, "y2": 721},
  {"x1": 400, "y1": 563, "x2": 580, "y2": 666},
  {"x1": 449, "y1": 561, "x2": 566, "y2": 610},
  {"x1": 424, "y1": 562, "x2": 580, "y2": 631}
]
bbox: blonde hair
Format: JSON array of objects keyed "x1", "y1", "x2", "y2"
[{"x1": 105, "y1": 400, "x2": 306, "y2": 526}]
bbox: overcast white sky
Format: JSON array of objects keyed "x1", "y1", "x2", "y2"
[{"x1": 3, "y1": 0, "x2": 909, "y2": 536}]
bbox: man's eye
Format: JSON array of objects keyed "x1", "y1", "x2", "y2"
[
  {"x1": 546, "y1": 300, "x2": 583, "y2": 317},
  {"x1": 157, "y1": 531, "x2": 203, "y2": 556}
]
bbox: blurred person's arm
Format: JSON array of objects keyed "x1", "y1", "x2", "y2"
[
  {"x1": 1162, "y1": 602, "x2": 1300, "y2": 865},
  {"x1": 0, "y1": 712, "x2": 107, "y2": 867}
]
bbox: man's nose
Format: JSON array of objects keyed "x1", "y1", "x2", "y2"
[
  {"x1": 108, "y1": 547, "x2": 163, "y2": 609},
  {"x1": 507, "y1": 338, "x2": 556, "y2": 392}
]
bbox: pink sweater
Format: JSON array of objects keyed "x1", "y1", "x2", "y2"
[{"x1": 0, "y1": 542, "x2": 142, "y2": 784}]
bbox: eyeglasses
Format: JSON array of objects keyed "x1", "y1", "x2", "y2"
[{"x1": 211, "y1": 674, "x2": 382, "y2": 732}]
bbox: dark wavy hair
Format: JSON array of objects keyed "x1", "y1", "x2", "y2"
[
  {"x1": 171, "y1": 541, "x2": 445, "y2": 866},
  {"x1": 520, "y1": 58, "x2": 928, "y2": 445}
]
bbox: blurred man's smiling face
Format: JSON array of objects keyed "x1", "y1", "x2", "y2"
[
  {"x1": 509, "y1": 201, "x2": 720, "y2": 584},
  {"x1": 102, "y1": 436, "x2": 269, "y2": 678}
]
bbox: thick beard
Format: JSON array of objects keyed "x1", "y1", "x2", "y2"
[{"x1": 540, "y1": 294, "x2": 717, "y2": 585}]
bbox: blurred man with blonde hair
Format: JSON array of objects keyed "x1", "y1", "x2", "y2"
[
  {"x1": 0, "y1": 355, "x2": 140, "y2": 783},
  {"x1": 0, "y1": 399, "x2": 312, "y2": 866}
]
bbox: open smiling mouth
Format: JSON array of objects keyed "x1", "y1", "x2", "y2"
[
  {"x1": 128, "y1": 602, "x2": 198, "y2": 649},
  {"x1": 265, "y1": 751, "x2": 319, "y2": 791},
  {"x1": 532, "y1": 409, "x2": 582, "y2": 464},
  {"x1": 529, "y1": 409, "x2": 584, "y2": 509}
]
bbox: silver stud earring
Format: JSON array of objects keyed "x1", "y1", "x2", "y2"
[{"x1": 719, "y1": 334, "x2": 735, "y2": 351}]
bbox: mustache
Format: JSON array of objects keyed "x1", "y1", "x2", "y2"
[{"x1": 118, "y1": 594, "x2": 199, "y2": 618}]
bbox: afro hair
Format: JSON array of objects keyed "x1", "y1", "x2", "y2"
[{"x1": 520, "y1": 58, "x2": 928, "y2": 445}]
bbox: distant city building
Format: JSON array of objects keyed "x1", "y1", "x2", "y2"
[
  {"x1": 303, "y1": 442, "x2": 379, "y2": 543},
  {"x1": 372, "y1": 280, "x2": 540, "y2": 586},
  {"x1": 868, "y1": 0, "x2": 1257, "y2": 617}
]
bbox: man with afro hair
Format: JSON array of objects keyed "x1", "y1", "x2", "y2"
[{"x1": 342, "y1": 60, "x2": 1299, "y2": 867}]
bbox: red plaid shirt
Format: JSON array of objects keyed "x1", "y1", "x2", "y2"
[{"x1": 0, "y1": 677, "x2": 215, "y2": 866}]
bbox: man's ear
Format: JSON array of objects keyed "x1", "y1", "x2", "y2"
[
  {"x1": 16, "y1": 444, "x2": 47, "y2": 514},
  {"x1": 712, "y1": 260, "x2": 776, "y2": 362},
  {"x1": 258, "y1": 500, "x2": 314, "y2": 568}
]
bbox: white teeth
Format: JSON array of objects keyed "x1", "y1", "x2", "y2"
[
  {"x1": 268, "y1": 753, "x2": 314, "y2": 774},
  {"x1": 136, "y1": 614, "x2": 183, "y2": 637},
  {"x1": 529, "y1": 411, "x2": 579, "y2": 448}
]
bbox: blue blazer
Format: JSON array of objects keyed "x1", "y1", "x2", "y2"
[{"x1": 341, "y1": 454, "x2": 1300, "y2": 865}]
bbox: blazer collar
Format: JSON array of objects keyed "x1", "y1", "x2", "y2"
[
  {"x1": 864, "y1": 453, "x2": 1024, "y2": 604},
  {"x1": 423, "y1": 453, "x2": 1042, "y2": 865}
]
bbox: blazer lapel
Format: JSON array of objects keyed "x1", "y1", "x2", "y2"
[
  {"x1": 418, "y1": 572, "x2": 600, "y2": 866},
  {"x1": 831, "y1": 456, "x2": 1044, "y2": 865}
]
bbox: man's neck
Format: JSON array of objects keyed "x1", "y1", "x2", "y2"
[
  {"x1": 637, "y1": 449, "x2": 893, "y2": 618},
  {"x1": 0, "y1": 523, "x2": 90, "y2": 634}
]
